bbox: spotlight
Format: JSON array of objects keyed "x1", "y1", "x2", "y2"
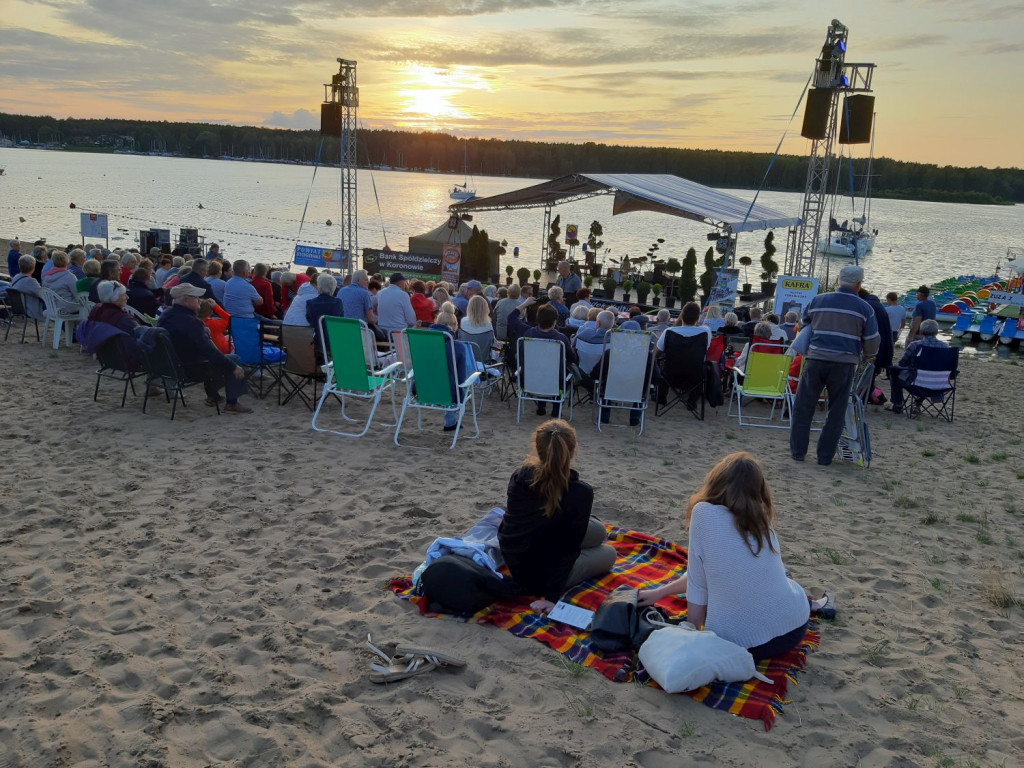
[{"x1": 835, "y1": 40, "x2": 846, "y2": 53}]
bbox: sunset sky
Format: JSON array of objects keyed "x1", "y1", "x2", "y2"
[{"x1": 1, "y1": 0, "x2": 1021, "y2": 169}]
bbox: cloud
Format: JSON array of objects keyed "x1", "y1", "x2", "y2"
[
  {"x1": 969, "y1": 38, "x2": 1024, "y2": 55},
  {"x1": 263, "y1": 109, "x2": 320, "y2": 129}
]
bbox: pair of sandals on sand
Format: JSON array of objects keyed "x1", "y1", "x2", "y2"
[{"x1": 366, "y1": 634, "x2": 466, "y2": 684}]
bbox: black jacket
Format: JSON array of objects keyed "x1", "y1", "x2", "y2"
[{"x1": 499, "y1": 467, "x2": 594, "y2": 601}]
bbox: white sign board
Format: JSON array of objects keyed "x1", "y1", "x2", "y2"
[
  {"x1": 80, "y1": 212, "x2": 108, "y2": 239},
  {"x1": 987, "y1": 290, "x2": 1024, "y2": 308},
  {"x1": 773, "y1": 275, "x2": 820, "y2": 319}
]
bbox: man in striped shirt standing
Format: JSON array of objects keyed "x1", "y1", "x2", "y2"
[{"x1": 791, "y1": 265, "x2": 880, "y2": 466}]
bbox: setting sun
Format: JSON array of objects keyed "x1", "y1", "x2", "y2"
[{"x1": 393, "y1": 63, "x2": 494, "y2": 130}]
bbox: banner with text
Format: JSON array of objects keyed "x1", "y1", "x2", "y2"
[
  {"x1": 987, "y1": 290, "x2": 1024, "y2": 308},
  {"x1": 441, "y1": 244, "x2": 461, "y2": 285},
  {"x1": 773, "y1": 275, "x2": 820, "y2": 319},
  {"x1": 80, "y1": 212, "x2": 108, "y2": 239},
  {"x1": 362, "y1": 249, "x2": 446, "y2": 282},
  {"x1": 707, "y1": 268, "x2": 740, "y2": 306},
  {"x1": 294, "y1": 244, "x2": 347, "y2": 269}
]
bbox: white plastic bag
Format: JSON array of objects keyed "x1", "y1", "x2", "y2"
[{"x1": 638, "y1": 623, "x2": 773, "y2": 693}]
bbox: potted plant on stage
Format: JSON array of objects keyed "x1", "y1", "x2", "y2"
[
  {"x1": 621, "y1": 278, "x2": 633, "y2": 303},
  {"x1": 635, "y1": 280, "x2": 651, "y2": 305},
  {"x1": 505, "y1": 264, "x2": 514, "y2": 286},
  {"x1": 679, "y1": 247, "x2": 698, "y2": 304},
  {"x1": 532, "y1": 268, "x2": 542, "y2": 293},
  {"x1": 739, "y1": 255, "x2": 753, "y2": 296},
  {"x1": 583, "y1": 274, "x2": 594, "y2": 295},
  {"x1": 699, "y1": 247, "x2": 717, "y2": 305},
  {"x1": 664, "y1": 257, "x2": 681, "y2": 308},
  {"x1": 517, "y1": 266, "x2": 531, "y2": 287},
  {"x1": 652, "y1": 283, "x2": 663, "y2": 306},
  {"x1": 760, "y1": 231, "x2": 779, "y2": 297},
  {"x1": 601, "y1": 275, "x2": 618, "y2": 300}
]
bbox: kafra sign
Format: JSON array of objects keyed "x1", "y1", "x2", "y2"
[
  {"x1": 294, "y1": 244, "x2": 347, "y2": 268},
  {"x1": 773, "y1": 275, "x2": 820, "y2": 318}
]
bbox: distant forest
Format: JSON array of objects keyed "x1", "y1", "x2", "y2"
[{"x1": 2, "y1": 112, "x2": 1021, "y2": 205}]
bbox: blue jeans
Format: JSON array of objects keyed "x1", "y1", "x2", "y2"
[{"x1": 790, "y1": 358, "x2": 856, "y2": 463}]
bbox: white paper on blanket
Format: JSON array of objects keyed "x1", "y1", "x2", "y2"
[{"x1": 547, "y1": 601, "x2": 595, "y2": 630}]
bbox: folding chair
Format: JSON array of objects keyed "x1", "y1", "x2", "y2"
[
  {"x1": 230, "y1": 316, "x2": 284, "y2": 399},
  {"x1": 727, "y1": 348, "x2": 791, "y2": 428},
  {"x1": 655, "y1": 331, "x2": 707, "y2": 420},
  {"x1": 902, "y1": 346, "x2": 959, "y2": 422},
  {"x1": 395, "y1": 327, "x2": 482, "y2": 449},
  {"x1": 837, "y1": 364, "x2": 874, "y2": 467},
  {"x1": 516, "y1": 336, "x2": 573, "y2": 423},
  {"x1": 140, "y1": 328, "x2": 217, "y2": 420},
  {"x1": 3, "y1": 288, "x2": 41, "y2": 343},
  {"x1": 94, "y1": 334, "x2": 145, "y2": 407},
  {"x1": 312, "y1": 316, "x2": 401, "y2": 438},
  {"x1": 277, "y1": 325, "x2": 322, "y2": 410},
  {"x1": 39, "y1": 287, "x2": 80, "y2": 349},
  {"x1": 593, "y1": 328, "x2": 655, "y2": 435},
  {"x1": 458, "y1": 326, "x2": 503, "y2": 408},
  {"x1": 786, "y1": 356, "x2": 827, "y2": 432},
  {"x1": 496, "y1": 338, "x2": 519, "y2": 404}
]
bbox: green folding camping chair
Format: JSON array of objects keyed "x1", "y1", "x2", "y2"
[
  {"x1": 311, "y1": 316, "x2": 401, "y2": 438},
  {"x1": 394, "y1": 328, "x2": 482, "y2": 449},
  {"x1": 727, "y1": 349, "x2": 791, "y2": 428}
]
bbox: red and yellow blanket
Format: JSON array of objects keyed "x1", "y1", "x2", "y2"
[{"x1": 389, "y1": 526, "x2": 819, "y2": 730}]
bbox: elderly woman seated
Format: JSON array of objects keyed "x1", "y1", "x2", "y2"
[
  {"x1": 87, "y1": 280, "x2": 142, "y2": 335},
  {"x1": 76, "y1": 259, "x2": 102, "y2": 295},
  {"x1": 41, "y1": 250, "x2": 79, "y2": 304}
]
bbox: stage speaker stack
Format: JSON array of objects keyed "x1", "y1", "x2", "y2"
[
  {"x1": 321, "y1": 103, "x2": 343, "y2": 136},
  {"x1": 801, "y1": 88, "x2": 834, "y2": 140},
  {"x1": 139, "y1": 230, "x2": 156, "y2": 254},
  {"x1": 839, "y1": 95, "x2": 875, "y2": 144},
  {"x1": 179, "y1": 227, "x2": 200, "y2": 256}
]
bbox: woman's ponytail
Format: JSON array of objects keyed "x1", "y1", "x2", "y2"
[{"x1": 526, "y1": 419, "x2": 577, "y2": 516}]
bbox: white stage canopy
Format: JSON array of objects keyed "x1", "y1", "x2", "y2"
[{"x1": 451, "y1": 173, "x2": 801, "y2": 234}]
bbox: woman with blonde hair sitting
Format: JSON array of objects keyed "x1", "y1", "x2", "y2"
[
  {"x1": 459, "y1": 294, "x2": 493, "y2": 334},
  {"x1": 499, "y1": 420, "x2": 616, "y2": 613},
  {"x1": 639, "y1": 452, "x2": 829, "y2": 660}
]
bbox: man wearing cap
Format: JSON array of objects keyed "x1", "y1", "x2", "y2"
[
  {"x1": 887, "y1": 319, "x2": 948, "y2": 414},
  {"x1": 222, "y1": 259, "x2": 263, "y2": 319},
  {"x1": 375, "y1": 272, "x2": 417, "y2": 338},
  {"x1": 904, "y1": 285, "x2": 937, "y2": 346},
  {"x1": 790, "y1": 265, "x2": 879, "y2": 466},
  {"x1": 158, "y1": 283, "x2": 252, "y2": 414},
  {"x1": 452, "y1": 280, "x2": 482, "y2": 315},
  {"x1": 556, "y1": 260, "x2": 582, "y2": 295}
]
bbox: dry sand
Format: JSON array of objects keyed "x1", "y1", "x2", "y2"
[{"x1": 1, "y1": 334, "x2": 1022, "y2": 768}]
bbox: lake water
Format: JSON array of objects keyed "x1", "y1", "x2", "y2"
[{"x1": 2, "y1": 147, "x2": 1021, "y2": 298}]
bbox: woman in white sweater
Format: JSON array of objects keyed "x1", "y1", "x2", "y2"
[{"x1": 639, "y1": 452, "x2": 829, "y2": 660}]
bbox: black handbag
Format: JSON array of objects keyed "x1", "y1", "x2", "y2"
[{"x1": 588, "y1": 586, "x2": 666, "y2": 652}]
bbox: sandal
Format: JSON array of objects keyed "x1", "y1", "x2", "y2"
[
  {"x1": 816, "y1": 592, "x2": 837, "y2": 621},
  {"x1": 366, "y1": 635, "x2": 439, "y2": 684},
  {"x1": 394, "y1": 644, "x2": 467, "y2": 668}
]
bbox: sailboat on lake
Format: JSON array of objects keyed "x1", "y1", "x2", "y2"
[
  {"x1": 449, "y1": 141, "x2": 476, "y2": 201},
  {"x1": 819, "y1": 116, "x2": 878, "y2": 260}
]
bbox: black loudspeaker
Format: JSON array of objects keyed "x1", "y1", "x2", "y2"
[
  {"x1": 321, "y1": 103, "x2": 343, "y2": 136},
  {"x1": 180, "y1": 227, "x2": 199, "y2": 246},
  {"x1": 139, "y1": 231, "x2": 156, "y2": 253},
  {"x1": 801, "y1": 88, "x2": 833, "y2": 140},
  {"x1": 839, "y1": 95, "x2": 875, "y2": 144}
]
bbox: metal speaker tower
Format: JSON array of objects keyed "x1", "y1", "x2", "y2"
[
  {"x1": 785, "y1": 20, "x2": 875, "y2": 282},
  {"x1": 322, "y1": 59, "x2": 359, "y2": 274}
]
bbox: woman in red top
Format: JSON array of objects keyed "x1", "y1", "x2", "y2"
[
  {"x1": 409, "y1": 279, "x2": 435, "y2": 325},
  {"x1": 198, "y1": 299, "x2": 232, "y2": 354}
]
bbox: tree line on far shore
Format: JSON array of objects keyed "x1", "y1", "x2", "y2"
[{"x1": 1, "y1": 112, "x2": 1021, "y2": 205}]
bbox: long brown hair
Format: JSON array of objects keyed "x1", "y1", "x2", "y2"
[
  {"x1": 524, "y1": 419, "x2": 577, "y2": 517},
  {"x1": 686, "y1": 452, "x2": 777, "y2": 555}
]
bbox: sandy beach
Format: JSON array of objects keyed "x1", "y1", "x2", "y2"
[{"x1": 1, "y1": 332, "x2": 1022, "y2": 768}]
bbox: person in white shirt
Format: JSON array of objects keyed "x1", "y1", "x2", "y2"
[
  {"x1": 639, "y1": 452, "x2": 831, "y2": 660},
  {"x1": 375, "y1": 272, "x2": 417, "y2": 337},
  {"x1": 655, "y1": 301, "x2": 711, "y2": 354}
]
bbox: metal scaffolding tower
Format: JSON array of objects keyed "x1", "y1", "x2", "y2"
[
  {"x1": 785, "y1": 20, "x2": 875, "y2": 282},
  {"x1": 323, "y1": 59, "x2": 359, "y2": 274}
]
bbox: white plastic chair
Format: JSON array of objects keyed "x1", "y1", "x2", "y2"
[
  {"x1": 594, "y1": 329, "x2": 655, "y2": 435},
  {"x1": 515, "y1": 336, "x2": 573, "y2": 423},
  {"x1": 39, "y1": 287, "x2": 81, "y2": 349},
  {"x1": 76, "y1": 293, "x2": 95, "y2": 324}
]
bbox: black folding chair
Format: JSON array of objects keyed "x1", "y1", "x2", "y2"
[
  {"x1": 655, "y1": 331, "x2": 707, "y2": 420},
  {"x1": 278, "y1": 325, "x2": 322, "y2": 410},
  {"x1": 140, "y1": 329, "x2": 218, "y2": 419},
  {"x1": 3, "y1": 288, "x2": 41, "y2": 343},
  {"x1": 94, "y1": 335, "x2": 146, "y2": 407},
  {"x1": 901, "y1": 346, "x2": 959, "y2": 422}
]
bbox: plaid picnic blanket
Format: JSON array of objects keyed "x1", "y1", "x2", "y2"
[{"x1": 388, "y1": 525, "x2": 820, "y2": 730}]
